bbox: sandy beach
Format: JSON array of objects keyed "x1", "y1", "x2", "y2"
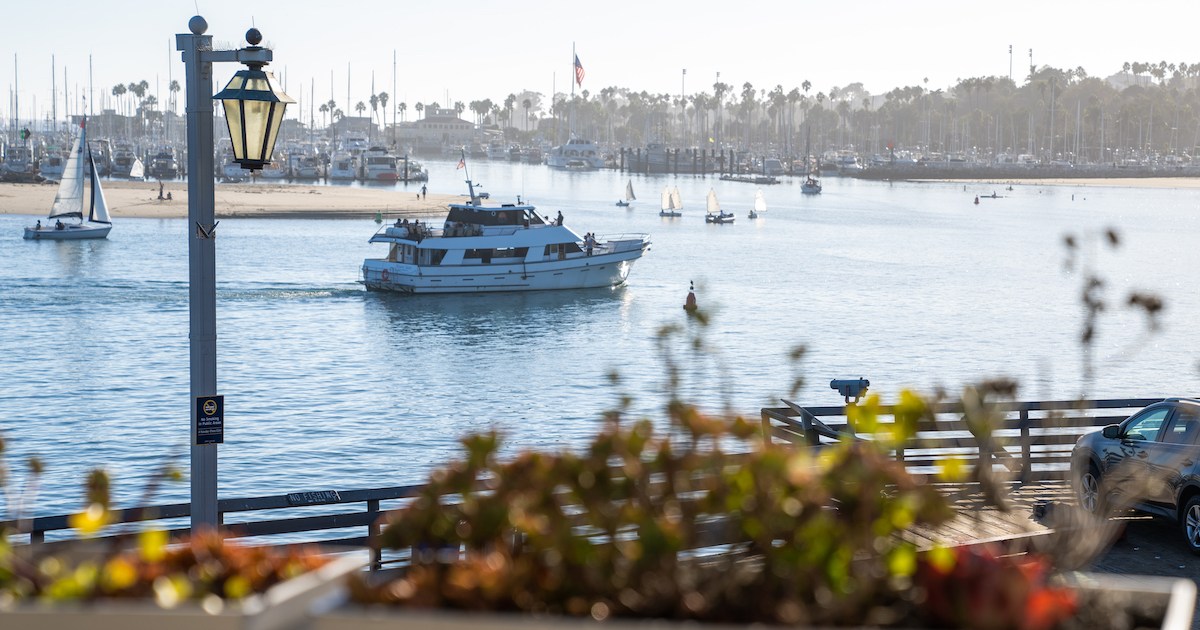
[
  {"x1": 3, "y1": 176, "x2": 1198, "y2": 221},
  {"x1": 0, "y1": 179, "x2": 456, "y2": 220}
]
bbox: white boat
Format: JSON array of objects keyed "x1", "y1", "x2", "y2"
[
  {"x1": 362, "y1": 147, "x2": 400, "y2": 181},
  {"x1": 615, "y1": 179, "x2": 636, "y2": 207},
  {"x1": 361, "y1": 178, "x2": 650, "y2": 294},
  {"x1": 23, "y1": 119, "x2": 112, "y2": 240},
  {"x1": 748, "y1": 189, "x2": 766, "y2": 219},
  {"x1": 545, "y1": 137, "x2": 604, "y2": 169},
  {"x1": 486, "y1": 140, "x2": 507, "y2": 160},
  {"x1": 38, "y1": 149, "x2": 68, "y2": 181},
  {"x1": 329, "y1": 152, "x2": 359, "y2": 180},
  {"x1": 704, "y1": 189, "x2": 734, "y2": 224},
  {"x1": 1, "y1": 146, "x2": 39, "y2": 182},
  {"x1": 289, "y1": 154, "x2": 323, "y2": 180},
  {"x1": 659, "y1": 186, "x2": 682, "y2": 217},
  {"x1": 260, "y1": 154, "x2": 289, "y2": 179}
]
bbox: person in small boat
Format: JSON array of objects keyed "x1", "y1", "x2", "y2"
[
  {"x1": 55, "y1": 220, "x2": 64, "y2": 230},
  {"x1": 35, "y1": 220, "x2": 41, "y2": 230}
]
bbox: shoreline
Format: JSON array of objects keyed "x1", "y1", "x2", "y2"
[
  {"x1": 4, "y1": 174, "x2": 1199, "y2": 221},
  {"x1": 0, "y1": 180, "x2": 455, "y2": 220},
  {"x1": 909, "y1": 176, "x2": 1200, "y2": 189}
]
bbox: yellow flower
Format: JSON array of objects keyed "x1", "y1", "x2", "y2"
[
  {"x1": 937, "y1": 457, "x2": 968, "y2": 482},
  {"x1": 102, "y1": 557, "x2": 138, "y2": 591},
  {"x1": 68, "y1": 503, "x2": 109, "y2": 537},
  {"x1": 139, "y1": 529, "x2": 168, "y2": 563}
]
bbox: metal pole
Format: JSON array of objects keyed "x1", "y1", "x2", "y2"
[{"x1": 177, "y1": 16, "x2": 219, "y2": 532}]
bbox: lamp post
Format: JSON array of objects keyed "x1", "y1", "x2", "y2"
[{"x1": 176, "y1": 16, "x2": 291, "y2": 532}]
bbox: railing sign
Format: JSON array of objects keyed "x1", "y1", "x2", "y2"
[
  {"x1": 287, "y1": 490, "x2": 342, "y2": 506},
  {"x1": 195, "y1": 395, "x2": 224, "y2": 445}
]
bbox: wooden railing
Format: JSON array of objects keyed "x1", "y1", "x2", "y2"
[
  {"x1": 760, "y1": 397, "x2": 1164, "y2": 482},
  {"x1": 3, "y1": 398, "x2": 1161, "y2": 564}
]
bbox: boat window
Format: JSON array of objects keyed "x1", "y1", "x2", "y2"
[
  {"x1": 492, "y1": 247, "x2": 528, "y2": 259},
  {"x1": 464, "y1": 248, "x2": 492, "y2": 260},
  {"x1": 429, "y1": 250, "x2": 446, "y2": 266}
]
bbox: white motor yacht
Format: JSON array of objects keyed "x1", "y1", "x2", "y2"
[
  {"x1": 545, "y1": 137, "x2": 604, "y2": 169},
  {"x1": 362, "y1": 180, "x2": 650, "y2": 294}
]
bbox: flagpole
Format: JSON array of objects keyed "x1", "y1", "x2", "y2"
[{"x1": 569, "y1": 42, "x2": 575, "y2": 140}]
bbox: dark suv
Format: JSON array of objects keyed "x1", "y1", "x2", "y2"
[{"x1": 1070, "y1": 398, "x2": 1200, "y2": 554}]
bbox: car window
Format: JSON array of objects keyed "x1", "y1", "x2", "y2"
[
  {"x1": 1163, "y1": 412, "x2": 1200, "y2": 445},
  {"x1": 1124, "y1": 407, "x2": 1171, "y2": 442}
]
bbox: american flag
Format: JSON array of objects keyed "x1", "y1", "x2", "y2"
[
  {"x1": 456, "y1": 156, "x2": 465, "y2": 170},
  {"x1": 574, "y1": 54, "x2": 585, "y2": 86}
]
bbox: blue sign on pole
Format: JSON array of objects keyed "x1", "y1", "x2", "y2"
[{"x1": 195, "y1": 395, "x2": 224, "y2": 445}]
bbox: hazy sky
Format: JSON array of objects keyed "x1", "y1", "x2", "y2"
[{"x1": 2, "y1": 0, "x2": 1195, "y2": 124}]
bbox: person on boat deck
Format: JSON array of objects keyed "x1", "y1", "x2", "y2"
[
  {"x1": 556, "y1": 211, "x2": 563, "y2": 226},
  {"x1": 36, "y1": 220, "x2": 41, "y2": 230},
  {"x1": 55, "y1": 220, "x2": 64, "y2": 230}
]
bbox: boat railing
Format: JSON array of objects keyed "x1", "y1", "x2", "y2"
[{"x1": 597, "y1": 233, "x2": 650, "y2": 253}]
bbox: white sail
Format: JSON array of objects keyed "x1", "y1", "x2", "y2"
[
  {"x1": 753, "y1": 189, "x2": 767, "y2": 213},
  {"x1": 706, "y1": 189, "x2": 720, "y2": 214},
  {"x1": 129, "y1": 157, "x2": 145, "y2": 179},
  {"x1": 625, "y1": 179, "x2": 636, "y2": 201},
  {"x1": 88, "y1": 150, "x2": 112, "y2": 224},
  {"x1": 660, "y1": 187, "x2": 671, "y2": 211},
  {"x1": 49, "y1": 124, "x2": 86, "y2": 218},
  {"x1": 670, "y1": 187, "x2": 682, "y2": 210}
]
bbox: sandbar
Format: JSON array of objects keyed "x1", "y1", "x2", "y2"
[{"x1": 0, "y1": 180, "x2": 455, "y2": 220}]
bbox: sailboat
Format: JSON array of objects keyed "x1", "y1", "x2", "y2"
[
  {"x1": 23, "y1": 118, "x2": 112, "y2": 240},
  {"x1": 615, "y1": 179, "x2": 636, "y2": 207},
  {"x1": 704, "y1": 188, "x2": 734, "y2": 224},
  {"x1": 801, "y1": 125, "x2": 822, "y2": 195},
  {"x1": 659, "y1": 186, "x2": 682, "y2": 217},
  {"x1": 748, "y1": 189, "x2": 766, "y2": 219}
]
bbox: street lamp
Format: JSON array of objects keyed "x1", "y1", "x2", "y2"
[
  {"x1": 176, "y1": 16, "x2": 291, "y2": 532},
  {"x1": 213, "y1": 28, "x2": 294, "y2": 170}
]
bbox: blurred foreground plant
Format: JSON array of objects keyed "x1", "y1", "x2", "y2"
[
  {"x1": 0, "y1": 438, "x2": 331, "y2": 610},
  {"x1": 357, "y1": 307, "x2": 1079, "y2": 627}
]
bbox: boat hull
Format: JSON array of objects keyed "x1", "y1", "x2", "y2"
[
  {"x1": 362, "y1": 250, "x2": 644, "y2": 295},
  {"x1": 24, "y1": 223, "x2": 111, "y2": 240}
]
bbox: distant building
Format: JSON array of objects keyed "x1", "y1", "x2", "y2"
[
  {"x1": 391, "y1": 107, "x2": 477, "y2": 156},
  {"x1": 1105, "y1": 72, "x2": 1154, "y2": 91}
]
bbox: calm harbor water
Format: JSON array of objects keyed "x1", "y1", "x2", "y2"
[{"x1": 3, "y1": 161, "x2": 1200, "y2": 517}]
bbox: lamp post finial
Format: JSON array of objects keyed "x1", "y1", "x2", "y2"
[{"x1": 188, "y1": 15, "x2": 208, "y2": 35}]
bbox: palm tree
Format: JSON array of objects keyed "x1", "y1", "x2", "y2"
[
  {"x1": 415, "y1": 102, "x2": 424, "y2": 119},
  {"x1": 398, "y1": 102, "x2": 406, "y2": 122},
  {"x1": 505, "y1": 94, "x2": 516, "y2": 131},
  {"x1": 522, "y1": 98, "x2": 532, "y2": 132},
  {"x1": 377, "y1": 92, "x2": 389, "y2": 135},
  {"x1": 454, "y1": 101, "x2": 465, "y2": 119},
  {"x1": 319, "y1": 103, "x2": 329, "y2": 132},
  {"x1": 168, "y1": 80, "x2": 180, "y2": 115},
  {"x1": 112, "y1": 84, "x2": 127, "y2": 116},
  {"x1": 356, "y1": 101, "x2": 367, "y2": 118}
]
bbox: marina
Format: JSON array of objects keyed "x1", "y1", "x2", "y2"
[{"x1": 4, "y1": 161, "x2": 1200, "y2": 520}]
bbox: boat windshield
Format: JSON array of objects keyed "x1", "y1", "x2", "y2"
[{"x1": 446, "y1": 204, "x2": 544, "y2": 227}]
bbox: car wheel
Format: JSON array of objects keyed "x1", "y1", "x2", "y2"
[
  {"x1": 1078, "y1": 464, "x2": 1104, "y2": 515},
  {"x1": 1183, "y1": 495, "x2": 1200, "y2": 555}
]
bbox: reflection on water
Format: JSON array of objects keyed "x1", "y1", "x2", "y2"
[{"x1": 365, "y1": 286, "x2": 629, "y2": 347}]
